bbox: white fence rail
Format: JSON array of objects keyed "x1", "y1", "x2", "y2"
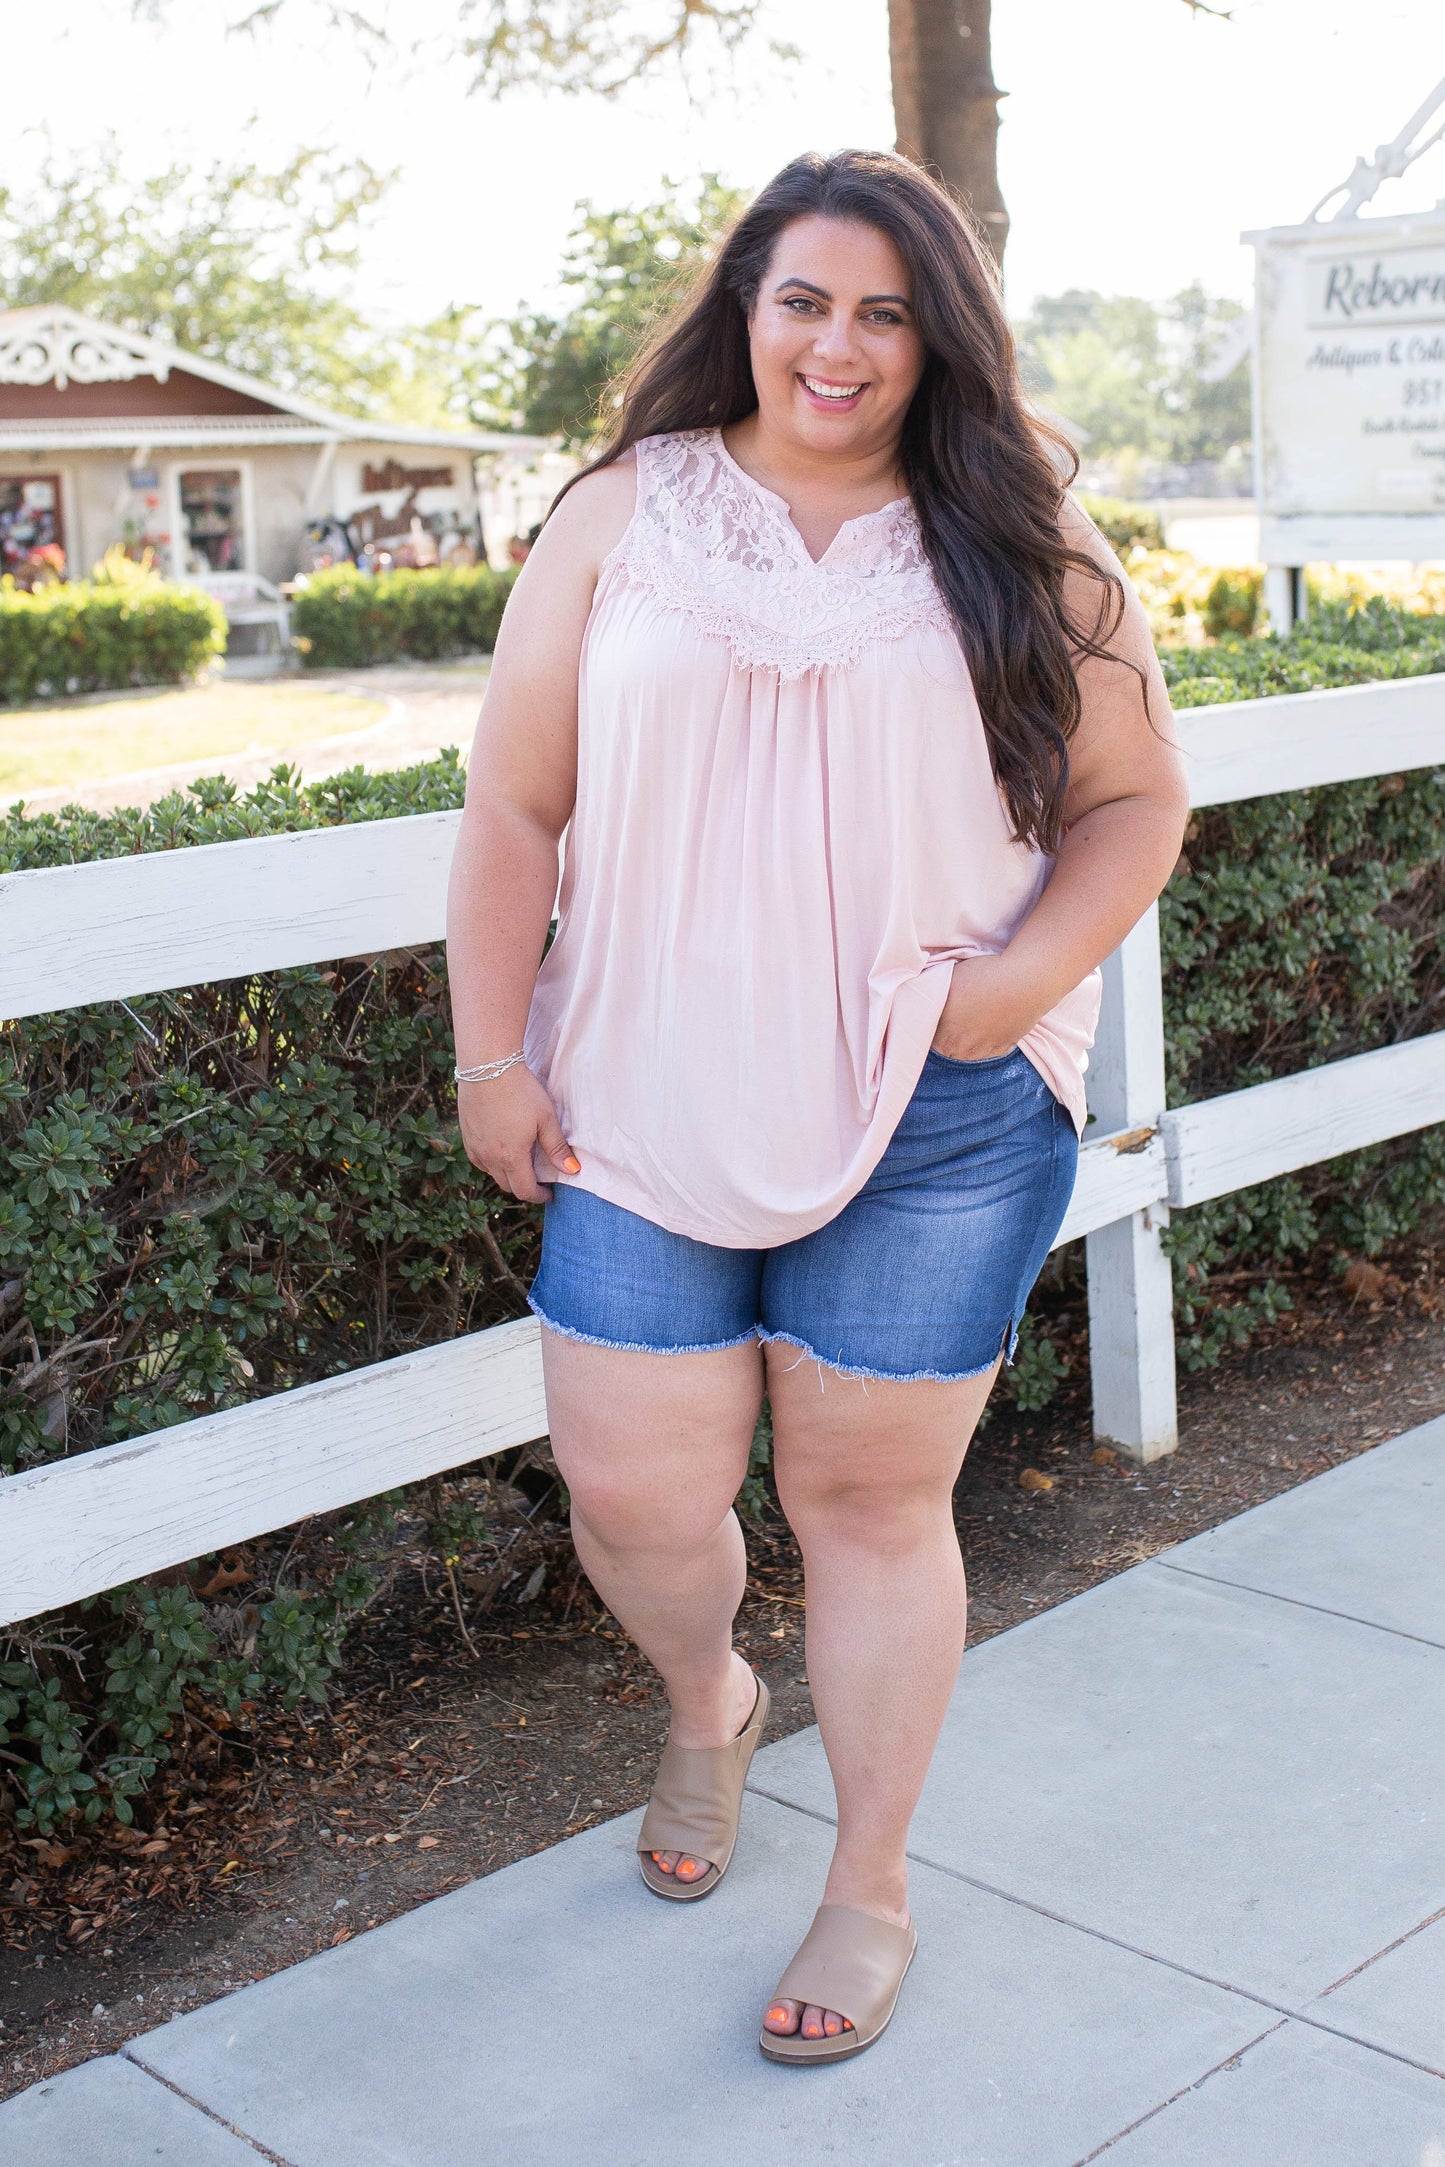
[
  {"x1": 0, "y1": 1322, "x2": 545, "y2": 1626},
  {"x1": 2, "y1": 675, "x2": 1444, "y2": 1622}
]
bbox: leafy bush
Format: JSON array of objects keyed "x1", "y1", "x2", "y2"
[
  {"x1": 1312, "y1": 563, "x2": 1445, "y2": 615},
  {"x1": 1119, "y1": 547, "x2": 1219, "y2": 642},
  {"x1": 999, "y1": 599, "x2": 1445, "y2": 1393},
  {"x1": 0, "y1": 754, "x2": 544, "y2": 1830},
  {"x1": 2, "y1": 601, "x2": 1444, "y2": 1833},
  {"x1": 290, "y1": 563, "x2": 517, "y2": 669},
  {"x1": 0, "y1": 566, "x2": 225, "y2": 705},
  {"x1": 1162, "y1": 594, "x2": 1445, "y2": 703},
  {"x1": 1076, "y1": 492, "x2": 1166, "y2": 553},
  {"x1": 1202, "y1": 566, "x2": 1263, "y2": 639},
  {"x1": 1155, "y1": 606, "x2": 1445, "y2": 1367},
  {"x1": 1140, "y1": 564, "x2": 1445, "y2": 652}
]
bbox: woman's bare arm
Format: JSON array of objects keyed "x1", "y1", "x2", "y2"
[
  {"x1": 934, "y1": 500, "x2": 1190, "y2": 1059},
  {"x1": 445, "y1": 457, "x2": 635, "y2": 1201}
]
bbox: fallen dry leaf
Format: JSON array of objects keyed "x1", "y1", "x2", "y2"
[
  {"x1": 1019, "y1": 1468, "x2": 1055, "y2": 1494},
  {"x1": 1090, "y1": 1446, "x2": 1116, "y2": 1467},
  {"x1": 196, "y1": 1561, "x2": 251, "y2": 1599},
  {"x1": 416, "y1": 1835, "x2": 440, "y2": 1850},
  {"x1": 1342, "y1": 1259, "x2": 1389, "y2": 1303},
  {"x1": 23, "y1": 1840, "x2": 74, "y2": 1867}
]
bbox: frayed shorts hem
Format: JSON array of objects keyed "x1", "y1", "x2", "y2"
[
  {"x1": 755, "y1": 1326, "x2": 1009, "y2": 1386},
  {"x1": 528, "y1": 1296, "x2": 1010, "y2": 1385},
  {"x1": 527, "y1": 1295, "x2": 760, "y2": 1360}
]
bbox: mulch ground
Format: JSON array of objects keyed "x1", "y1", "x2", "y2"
[{"x1": 2, "y1": 1277, "x2": 1441, "y2": 2101}]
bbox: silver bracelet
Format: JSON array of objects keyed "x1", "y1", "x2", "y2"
[{"x1": 454, "y1": 1049, "x2": 527, "y2": 1083}]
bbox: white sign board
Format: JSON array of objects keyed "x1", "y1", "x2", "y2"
[{"x1": 1249, "y1": 207, "x2": 1445, "y2": 563}]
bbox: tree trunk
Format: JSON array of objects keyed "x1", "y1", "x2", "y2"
[{"x1": 888, "y1": 0, "x2": 1008, "y2": 268}]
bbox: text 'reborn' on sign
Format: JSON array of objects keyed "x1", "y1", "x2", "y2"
[{"x1": 1248, "y1": 208, "x2": 1445, "y2": 565}]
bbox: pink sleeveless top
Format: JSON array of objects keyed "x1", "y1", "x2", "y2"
[{"x1": 524, "y1": 428, "x2": 1100, "y2": 1248}]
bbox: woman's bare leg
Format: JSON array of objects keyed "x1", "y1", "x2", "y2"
[
  {"x1": 540, "y1": 1326, "x2": 764, "y2": 1882},
  {"x1": 761, "y1": 1348, "x2": 996, "y2": 2041}
]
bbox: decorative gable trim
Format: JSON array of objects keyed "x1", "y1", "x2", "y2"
[
  {"x1": 0, "y1": 303, "x2": 550, "y2": 454},
  {"x1": 0, "y1": 308, "x2": 172, "y2": 390}
]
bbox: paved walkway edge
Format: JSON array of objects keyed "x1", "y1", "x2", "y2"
[{"x1": 4, "y1": 1416, "x2": 1442, "y2": 2165}]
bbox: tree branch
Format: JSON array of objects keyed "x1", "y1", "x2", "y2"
[
  {"x1": 461, "y1": 0, "x2": 767, "y2": 97},
  {"x1": 136, "y1": 0, "x2": 771, "y2": 96}
]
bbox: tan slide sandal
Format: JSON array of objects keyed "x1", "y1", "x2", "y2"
[
  {"x1": 759, "y1": 1903, "x2": 918, "y2": 2064},
  {"x1": 636, "y1": 1672, "x2": 770, "y2": 1901}
]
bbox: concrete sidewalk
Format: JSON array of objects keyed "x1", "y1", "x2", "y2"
[{"x1": 6, "y1": 1417, "x2": 1444, "y2": 2165}]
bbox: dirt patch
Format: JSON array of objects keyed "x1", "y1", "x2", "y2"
[{"x1": 2, "y1": 1282, "x2": 1440, "y2": 2099}]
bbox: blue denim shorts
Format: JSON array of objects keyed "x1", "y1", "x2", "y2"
[{"x1": 528, "y1": 1047, "x2": 1079, "y2": 1383}]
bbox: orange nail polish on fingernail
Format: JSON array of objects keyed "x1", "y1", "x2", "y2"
[{"x1": 564, "y1": 1157, "x2": 581, "y2": 1174}]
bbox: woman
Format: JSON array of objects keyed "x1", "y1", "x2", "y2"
[{"x1": 446, "y1": 148, "x2": 1188, "y2": 2064}]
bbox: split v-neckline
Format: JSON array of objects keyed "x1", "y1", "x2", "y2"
[{"x1": 710, "y1": 427, "x2": 910, "y2": 569}]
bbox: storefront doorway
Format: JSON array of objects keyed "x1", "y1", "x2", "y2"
[
  {"x1": 178, "y1": 469, "x2": 245, "y2": 573},
  {"x1": 0, "y1": 474, "x2": 65, "y2": 583}
]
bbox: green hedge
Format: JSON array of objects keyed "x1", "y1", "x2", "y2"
[
  {"x1": 1163, "y1": 593, "x2": 1445, "y2": 704},
  {"x1": 1, "y1": 756, "x2": 534, "y2": 1831},
  {"x1": 1076, "y1": 491, "x2": 1167, "y2": 553},
  {"x1": 1201, "y1": 566, "x2": 1263, "y2": 640},
  {"x1": 0, "y1": 575, "x2": 226, "y2": 706},
  {"x1": 290, "y1": 564, "x2": 518, "y2": 669},
  {"x1": 2, "y1": 599, "x2": 1443, "y2": 1833},
  {"x1": 1153, "y1": 598, "x2": 1445, "y2": 1369}
]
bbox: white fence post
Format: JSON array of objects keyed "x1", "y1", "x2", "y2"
[{"x1": 1084, "y1": 906, "x2": 1179, "y2": 1465}]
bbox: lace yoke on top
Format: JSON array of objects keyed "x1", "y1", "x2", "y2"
[{"x1": 605, "y1": 428, "x2": 953, "y2": 679}]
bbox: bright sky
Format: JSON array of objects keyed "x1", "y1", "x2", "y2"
[{"x1": 11, "y1": 0, "x2": 1445, "y2": 325}]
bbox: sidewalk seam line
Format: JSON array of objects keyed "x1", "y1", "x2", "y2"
[
  {"x1": 1315, "y1": 1902, "x2": 1445, "y2": 1995},
  {"x1": 1069, "y1": 2020, "x2": 1288, "y2": 2164},
  {"x1": 906, "y1": 1849, "x2": 1445, "y2": 2080},
  {"x1": 120, "y1": 2049, "x2": 300, "y2": 2166},
  {"x1": 1157, "y1": 1560, "x2": 1445, "y2": 1651},
  {"x1": 746, "y1": 1782, "x2": 1445, "y2": 2079}
]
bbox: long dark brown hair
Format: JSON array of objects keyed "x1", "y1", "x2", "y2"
[{"x1": 559, "y1": 148, "x2": 1139, "y2": 854}]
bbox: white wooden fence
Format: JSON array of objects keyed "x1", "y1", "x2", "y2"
[{"x1": 2, "y1": 672, "x2": 1444, "y2": 1624}]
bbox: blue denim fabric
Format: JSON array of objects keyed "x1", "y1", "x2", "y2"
[{"x1": 528, "y1": 1048, "x2": 1078, "y2": 1382}]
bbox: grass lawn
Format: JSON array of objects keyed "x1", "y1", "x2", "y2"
[{"x1": 0, "y1": 680, "x2": 389, "y2": 797}]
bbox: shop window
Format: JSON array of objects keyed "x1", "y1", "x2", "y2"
[
  {"x1": 1, "y1": 475, "x2": 65, "y2": 585},
  {"x1": 179, "y1": 469, "x2": 244, "y2": 573}
]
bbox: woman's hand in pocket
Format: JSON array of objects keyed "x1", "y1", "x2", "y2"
[
  {"x1": 932, "y1": 955, "x2": 1042, "y2": 1062},
  {"x1": 457, "y1": 1065, "x2": 579, "y2": 1203}
]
